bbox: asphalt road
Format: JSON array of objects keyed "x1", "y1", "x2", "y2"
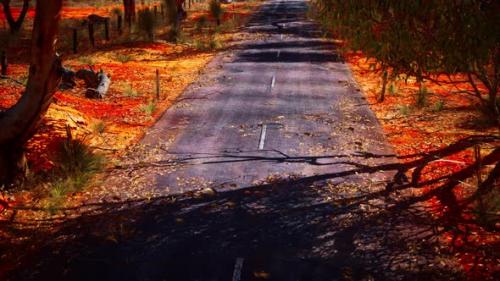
[
  {"x1": 5, "y1": 1, "x2": 466, "y2": 280},
  {"x1": 139, "y1": 0, "x2": 393, "y2": 195}
]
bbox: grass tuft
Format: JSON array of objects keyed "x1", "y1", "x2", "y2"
[
  {"x1": 141, "y1": 101, "x2": 156, "y2": 116},
  {"x1": 123, "y1": 83, "x2": 138, "y2": 97},
  {"x1": 115, "y1": 53, "x2": 133, "y2": 63},
  {"x1": 92, "y1": 121, "x2": 106, "y2": 135},
  {"x1": 432, "y1": 100, "x2": 445, "y2": 112},
  {"x1": 398, "y1": 104, "x2": 411, "y2": 116},
  {"x1": 415, "y1": 84, "x2": 428, "y2": 108},
  {"x1": 78, "y1": 56, "x2": 95, "y2": 66}
]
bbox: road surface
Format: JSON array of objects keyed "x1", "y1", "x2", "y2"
[
  {"x1": 135, "y1": 0, "x2": 393, "y2": 196},
  {"x1": 6, "y1": 1, "x2": 463, "y2": 280}
]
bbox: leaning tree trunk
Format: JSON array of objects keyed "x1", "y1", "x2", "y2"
[
  {"x1": 1, "y1": 0, "x2": 30, "y2": 34},
  {"x1": 0, "y1": 0, "x2": 63, "y2": 186}
]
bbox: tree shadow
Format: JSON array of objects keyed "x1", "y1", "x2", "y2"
[{"x1": 2, "y1": 135, "x2": 498, "y2": 281}]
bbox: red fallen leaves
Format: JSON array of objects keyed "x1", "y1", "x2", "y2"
[
  {"x1": 55, "y1": 92, "x2": 141, "y2": 120},
  {"x1": 347, "y1": 52, "x2": 499, "y2": 280}
]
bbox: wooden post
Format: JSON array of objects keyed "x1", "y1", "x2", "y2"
[
  {"x1": 104, "y1": 19, "x2": 110, "y2": 41},
  {"x1": 117, "y1": 14, "x2": 123, "y2": 34},
  {"x1": 88, "y1": 22, "x2": 95, "y2": 47},
  {"x1": 155, "y1": 69, "x2": 160, "y2": 100},
  {"x1": 160, "y1": 4, "x2": 164, "y2": 18},
  {"x1": 72, "y1": 28, "x2": 78, "y2": 54},
  {"x1": 1, "y1": 51, "x2": 7, "y2": 76},
  {"x1": 154, "y1": 5, "x2": 158, "y2": 17}
]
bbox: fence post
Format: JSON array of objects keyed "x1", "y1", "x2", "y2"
[
  {"x1": 88, "y1": 22, "x2": 95, "y2": 47},
  {"x1": 155, "y1": 69, "x2": 160, "y2": 100},
  {"x1": 1, "y1": 51, "x2": 7, "y2": 77}
]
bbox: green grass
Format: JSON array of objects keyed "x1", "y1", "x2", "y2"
[
  {"x1": 141, "y1": 101, "x2": 156, "y2": 116},
  {"x1": 208, "y1": 37, "x2": 223, "y2": 50},
  {"x1": 115, "y1": 53, "x2": 133, "y2": 63},
  {"x1": 432, "y1": 100, "x2": 445, "y2": 112},
  {"x1": 194, "y1": 39, "x2": 207, "y2": 51},
  {"x1": 415, "y1": 84, "x2": 428, "y2": 108},
  {"x1": 92, "y1": 121, "x2": 106, "y2": 135},
  {"x1": 78, "y1": 56, "x2": 95, "y2": 66},
  {"x1": 398, "y1": 104, "x2": 411, "y2": 116},
  {"x1": 388, "y1": 83, "x2": 398, "y2": 95},
  {"x1": 123, "y1": 83, "x2": 138, "y2": 97},
  {"x1": 46, "y1": 137, "x2": 104, "y2": 212}
]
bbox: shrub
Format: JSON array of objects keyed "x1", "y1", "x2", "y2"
[
  {"x1": 194, "y1": 39, "x2": 207, "y2": 50},
  {"x1": 137, "y1": 8, "x2": 157, "y2": 41},
  {"x1": 209, "y1": 0, "x2": 223, "y2": 26},
  {"x1": 208, "y1": 37, "x2": 223, "y2": 50},
  {"x1": 163, "y1": 0, "x2": 180, "y2": 41},
  {"x1": 163, "y1": 0, "x2": 178, "y2": 26},
  {"x1": 195, "y1": 16, "x2": 208, "y2": 33}
]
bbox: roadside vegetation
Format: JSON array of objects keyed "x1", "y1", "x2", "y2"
[
  {"x1": 311, "y1": 1, "x2": 499, "y2": 278},
  {"x1": 0, "y1": 0, "x2": 263, "y2": 216}
]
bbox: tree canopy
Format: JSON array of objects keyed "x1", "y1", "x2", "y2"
[{"x1": 314, "y1": 0, "x2": 499, "y2": 121}]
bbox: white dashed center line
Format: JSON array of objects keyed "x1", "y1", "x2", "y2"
[
  {"x1": 258, "y1": 124, "x2": 268, "y2": 150},
  {"x1": 232, "y1": 258, "x2": 244, "y2": 281},
  {"x1": 277, "y1": 50, "x2": 280, "y2": 58},
  {"x1": 271, "y1": 75, "x2": 276, "y2": 88}
]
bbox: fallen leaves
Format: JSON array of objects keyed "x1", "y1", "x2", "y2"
[{"x1": 346, "y1": 51, "x2": 499, "y2": 279}]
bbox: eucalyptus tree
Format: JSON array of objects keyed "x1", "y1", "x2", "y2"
[{"x1": 0, "y1": 0, "x2": 63, "y2": 186}]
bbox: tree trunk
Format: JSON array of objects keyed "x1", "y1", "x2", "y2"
[
  {"x1": 0, "y1": 0, "x2": 63, "y2": 186},
  {"x1": 1, "y1": 0, "x2": 30, "y2": 34},
  {"x1": 123, "y1": 0, "x2": 136, "y2": 28}
]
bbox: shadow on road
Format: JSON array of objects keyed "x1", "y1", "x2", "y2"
[{"x1": 3, "y1": 135, "x2": 498, "y2": 281}]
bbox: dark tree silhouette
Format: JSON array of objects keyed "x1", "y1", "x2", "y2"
[{"x1": 1, "y1": 0, "x2": 30, "y2": 34}]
